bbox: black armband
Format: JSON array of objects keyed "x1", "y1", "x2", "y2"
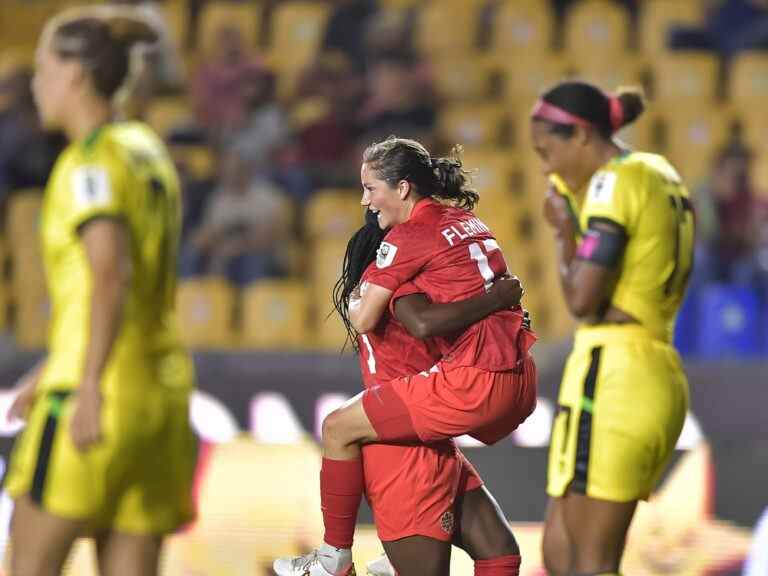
[{"x1": 575, "y1": 218, "x2": 627, "y2": 267}]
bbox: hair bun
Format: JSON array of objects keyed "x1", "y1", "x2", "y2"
[{"x1": 615, "y1": 86, "x2": 646, "y2": 128}]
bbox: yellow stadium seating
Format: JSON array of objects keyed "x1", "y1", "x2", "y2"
[
  {"x1": 492, "y1": 0, "x2": 555, "y2": 58},
  {"x1": 6, "y1": 191, "x2": 45, "y2": 295},
  {"x1": 461, "y1": 149, "x2": 520, "y2": 198},
  {"x1": 651, "y1": 52, "x2": 720, "y2": 104},
  {"x1": 660, "y1": 105, "x2": 732, "y2": 186},
  {"x1": 430, "y1": 56, "x2": 499, "y2": 102},
  {"x1": 162, "y1": 0, "x2": 190, "y2": 52},
  {"x1": 170, "y1": 144, "x2": 216, "y2": 181},
  {"x1": 639, "y1": 0, "x2": 703, "y2": 56},
  {"x1": 414, "y1": 0, "x2": 484, "y2": 57},
  {"x1": 751, "y1": 153, "x2": 768, "y2": 199},
  {"x1": 571, "y1": 56, "x2": 643, "y2": 94},
  {"x1": 198, "y1": 1, "x2": 261, "y2": 57},
  {"x1": 737, "y1": 108, "x2": 768, "y2": 152},
  {"x1": 438, "y1": 104, "x2": 510, "y2": 148},
  {"x1": 502, "y1": 54, "x2": 572, "y2": 110},
  {"x1": 564, "y1": 0, "x2": 630, "y2": 55},
  {"x1": 144, "y1": 96, "x2": 193, "y2": 137},
  {"x1": 729, "y1": 51, "x2": 768, "y2": 108},
  {"x1": 241, "y1": 280, "x2": 310, "y2": 349},
  {"x1": 268, "y1": 2, "x2": 329, "y2": 70},
  {"x1": 176, "y1": 277, "x2": 236, "y2": 348},
  {"x1": 309, "y1": 239, "x2": 350, "y2": 351},
  {"x1": 305, "y1": 189, "x2": 363, "y2": 240}
]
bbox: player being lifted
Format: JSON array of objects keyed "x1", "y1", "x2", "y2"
[{"x1": 274, "y1": 137, "x2": 537, "y2": 576}]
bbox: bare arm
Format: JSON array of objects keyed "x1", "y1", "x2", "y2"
[
  {"x1": 544, "y1": 189, "x2": 618, "y2": 319},
  {"x1": 394, "y1": 276, "x2": 524, "y2": 339},
  {"x1": 349, "y1": 281, "x2": 393, "y2": 333},
  {"x1": 71, "y1": 218, "x2": 132, "y2": 450}
]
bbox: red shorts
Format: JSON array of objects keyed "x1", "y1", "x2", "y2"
[
  {"x1": 362, "y1": 440, "x2": 483, "y2": 542},
  {"x1": 363, "y1": 354, "x2": 537, "y2": 445}
]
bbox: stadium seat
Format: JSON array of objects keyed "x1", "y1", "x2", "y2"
[
  {"x1": 502, "y1": 54, "x2": 572, "y2": 111},
  {"x1": 6, "y1": 191, "x2": 45, "y2": 295},
  {"x1": 176, "y1": 277, "x2": 236, "y2": 348},
  {"x1": 430, "y1": 55, "x2": 499, "y2": 102},
  {"x1": 198, "y1": 1, "x2": 261, "y2": 57},
  {"x1": 698, "y1": 284, "x2": 762, "y2": 357},
  {"x1": 437, "y1": 104, "x2": 510, "y2": 148},
  {"x1": 171, "y1": 144, "x2": 216, "y2": 181},
  {"x1": 564, "y1": 0, "x2": 630, "y2": 56},
  {"x1": 241, "y1": 280, "x2": 310, "y2": 349},
  {"x1": 571, "y1": 56, "x2": 643, "y2": 94},
  {"x1": 460, "y1": 149, "x2": 521, "y2": 198},
  {"x1": 309, "y1": 239, "x2": 349, "y2": 351},
  {"x1": 305, "y1": 189, "x2": 363, "y2": 240},
  {"x1": 750, "y1": 152, "x2": 768, "y2": 199},
  {"x1": 736, "y1": 108, "x2": 768, "y2": 152},
  {"x1": 492, "y1": 0, "x2": 555, "y2": 59},
  {"x1": 659, "y1": 105, "x2": 732, "y2": 185},
  {"x1": 651, "y1": 52, "x2": 720, "y2": 104},
  {"x1": 639, "y1": 0, "x2": 703, "y2": 56},
  {"x1": 144, "y1": 96, "x2": 194, "y2": 138},
  {"x1": 268, "y1": 2, "x2": 329, "y2": 70},
  {"x1": 728, "y1": 51, "x2": 768, "y2": 109},
  {"x1": 414, "y1": 0, "x2": 484, "y2": 57}
]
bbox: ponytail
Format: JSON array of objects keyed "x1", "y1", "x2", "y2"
[{"x1": 430, "y1": 146, "x2": 479, "y2": 210}]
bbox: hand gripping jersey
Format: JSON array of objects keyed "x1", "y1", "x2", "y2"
[{"x1": 365, "y1": 199, "x2": 535, "y2": 371}]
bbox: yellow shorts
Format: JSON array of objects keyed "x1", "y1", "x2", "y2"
[
  {"x1": 5, "y1": 388, "x2": 196, "y2": 534},
  {"x1": 547, "y1": 324, "x2": 689, "y2": 502}
]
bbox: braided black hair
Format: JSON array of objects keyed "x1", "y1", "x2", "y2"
[{"x1": 332, "y1": 210, "x2": 387, "y2": 352}]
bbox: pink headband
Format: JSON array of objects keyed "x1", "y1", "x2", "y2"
[{"x1": 531, "y1": 96, "x2": 625, "y2": 133}]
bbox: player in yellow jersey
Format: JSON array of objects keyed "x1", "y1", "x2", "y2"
[
  {"x1": 4, "y1": 6, "x2": 195, "y2": 575},
  {"x1": 529, "y1": 81, "x2": 693, "y2": 575}
]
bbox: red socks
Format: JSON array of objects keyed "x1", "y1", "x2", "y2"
[
  {"x1": 475, "y1": 555, "x2": 521, "y2": 576},
  {"x1": 320, "y1": 457, "x2": 364, "y2": 549}
]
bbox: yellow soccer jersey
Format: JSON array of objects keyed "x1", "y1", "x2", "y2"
[
  {"x1": 40, "y1": 121, "x2": 193, "y2": 394},
  {"x1": 550, "y1": 152, "x2": 695, "y2": 342}
]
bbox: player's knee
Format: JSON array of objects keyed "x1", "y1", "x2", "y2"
[
  {"x1": 321, "y1": 409, "x2": 347, "y2": 445},
  {"x1": 541, "y1": 526, "x2": 570, "y2": 576}
]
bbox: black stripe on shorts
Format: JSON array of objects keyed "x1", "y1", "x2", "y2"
[
  {"x1": 571, "y1": 347, "x2": 602, "y2": 494},
  {"x1": 30, "y1": 391, "x2": 69, "y2": 506}
]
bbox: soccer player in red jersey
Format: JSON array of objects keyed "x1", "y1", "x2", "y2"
[
  {"x1": 351, "y1": 211, "x2": 525, "y2": 576},
  {"x1": 274, "y1": 137, "x2": 537, "y2": 576}
]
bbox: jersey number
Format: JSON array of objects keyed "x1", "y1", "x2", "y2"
[
  {"x1": 361, "y1": 334, "x2": 376, "y2": 374},
  {"x1": 469, "y1": 239, "x2": 507, "y2": 289},
  {"x1": 665, "y1": 194, "x2": 695, "y2": 296}
]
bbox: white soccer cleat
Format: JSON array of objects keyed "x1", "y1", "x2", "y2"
[
  {"x1": 273, "y1": 549, "x2": 357, "y2": 576},
  {"x1": 366, "y1": 553, "x2": 396, "y2": 576}
]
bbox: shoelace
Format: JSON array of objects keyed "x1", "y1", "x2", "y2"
[{"x1": 292, "y1": 550, "x2": 323, "y2": 571}]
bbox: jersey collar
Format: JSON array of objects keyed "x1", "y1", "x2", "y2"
[{"x1": 408, "y1": 197, "x2": 437, "y2": 220}]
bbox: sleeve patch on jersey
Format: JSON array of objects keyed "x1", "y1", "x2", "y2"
[
  {"x1": 587, "y1": 171, "x2": 617, "y2": 205},
  {"x1": 376, "y1": 242, "x2": 398, "y2": 269},
  {"x1": 72, "y1": 166, "x2": 112, "y2": 208}
]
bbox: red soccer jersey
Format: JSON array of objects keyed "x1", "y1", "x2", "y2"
[
  {"x1": 365, "y1": 198, "x2": 535, "y2": 371},
  {"x1": 357, "y1": 273, "x2": 440, "y2": 387}
]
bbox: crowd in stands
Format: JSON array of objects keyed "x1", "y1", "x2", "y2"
[{"x1": 1, "y1": 0, "x2": 767, "y2": 353}]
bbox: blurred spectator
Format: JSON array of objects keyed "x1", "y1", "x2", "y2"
[
  {"x1": 167, "y1": 131, "x2": 215, "y2": 240},
  {"x1": 180, "y1": 150, "x2": 290, "y2": 286},
  {"x1": 692, "y1": 144, "x2": 762, "y2": 287},
  {"x1": 228, "y1": 70, "x2": 289, "y2": 174},
  {"x1": 0, "y1": 59, "x2": 64, "y2": 205},
  {"x1": 670, "y1": 0, "x2": 768, "y2": 56},
  {"x1": 357, "y1": 52, "x2": 436, "y2": 145},
  {"x1": 294, "y1": 52, "x2": 362, "y2": 189},
  {"x1": 323, "y1": 0, "x2": 380, "y2": 72},
  {"x1": 192, "y1": 24, "x2": 265, "y2": 138}
]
